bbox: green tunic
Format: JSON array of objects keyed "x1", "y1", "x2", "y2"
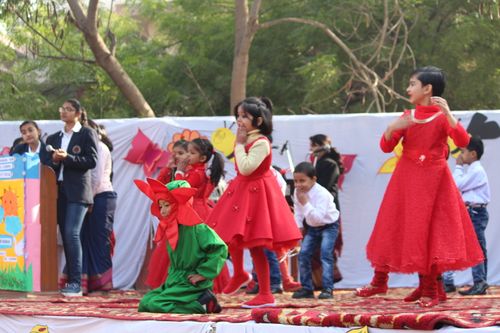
[{"x1": 138, "y1": 223, "x2": 228, "y2": 313}]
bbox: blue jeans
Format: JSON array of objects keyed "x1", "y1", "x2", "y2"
[
  {"x1": 299, "y1": 223, "x2": 339, "y2": 291},
  {"x1": 252, "y1": 248, "x2": 281, "y2": 287},
  {"x1": 58, "y1": 187, "x2": 89, "y2": 286},
  {"x1": 469, "y1": 207, "x2": 489, "y2": 283}
]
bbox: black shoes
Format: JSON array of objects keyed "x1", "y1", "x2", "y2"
[
  {"x1": 198, "y1": 289, "x2": 222, "y2": 313},
  {"x1": 318, "y1": 289, "x2": 333, "y2": 299},
  {"x1": 246, "y1": 284, "x2": 283, "y2": 294},
  {"x1": 444, "y1": 284, "x2": 456, "y2": 293},
  {"x1": 458, "y1": 281, "x2": 489, "y2": 296},
  {"x1": 292, "y1": 288, "x2": 315, "y2": 299}
]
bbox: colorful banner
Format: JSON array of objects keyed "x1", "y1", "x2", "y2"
[{"x1": 0, "y1": 153, "x2": 41, "y2": 292}]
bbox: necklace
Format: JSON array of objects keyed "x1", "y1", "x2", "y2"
[{"x1": 410, "y1": 109, "x2": 442, "y2": 124}]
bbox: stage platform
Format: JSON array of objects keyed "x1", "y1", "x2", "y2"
[{"x1": 0, "y1": 287, "x2": 499, "y2": 332}]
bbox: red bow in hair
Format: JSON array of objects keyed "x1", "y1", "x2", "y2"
[{"x1": 134, "y1": 178, "x2": 202, "y2": 251}]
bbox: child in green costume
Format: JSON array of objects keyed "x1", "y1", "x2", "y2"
[{"x1": 134, "y1": 178, "x2": 228, "y2": 313}]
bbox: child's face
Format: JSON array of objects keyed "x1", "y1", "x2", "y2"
[
  {"x1": 406, "y1": 75, "x2": 432, "y2": 105},
  {"x1": 173, "y1": 146, "x2": 188, "y2": 165},
  {"x1": 293, "y1": 172, "x2": 316, "y2": 193},
  {"x1": 20, "y1": 123, "x2": 40, "y2": 146},
  {"x1": 158, "y1": 199, "x2": 172, "y2": 217},
  {"x1": 187, "y1": 143, "x2": 206, "y2": 165},
  {"x1": 459, "y1": 148, "x2": 476, "y2": 165},
  {"x1": 236, "y1": 106, "x2": 257, "y2": 132}
]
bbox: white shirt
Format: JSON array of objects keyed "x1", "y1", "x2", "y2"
[
  {"x1": 28, "y1": 142, "x2": 41, "y2": 154},
  {"x1": 453, "y1": 160, "x2": 490, "y2": 204},
  {"x1": 58, "y1": 122, "x2": 82, "y2": 181},
  {"x1": 293, "y1": 183, "x2": 339, "y2": 228},
  {"x1": 91, "y1": 141, "x2": 114, "y2": 196}
]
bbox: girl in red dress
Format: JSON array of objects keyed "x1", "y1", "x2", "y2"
[
  {"x1": 356, "y1": 66, "x2": 484, "y2": 307},
  {"x1": 206, "y1": 97, "x2": 302, "y2": 308},
  {"x1": 174, "y1": 138, "x2": 230, "y2": 292},
  {"x1": 146, "y1": 140, "x2": 189, "y2": 289}
]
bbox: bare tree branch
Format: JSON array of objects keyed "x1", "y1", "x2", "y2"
[
  {"x1": 37, "y1": 54, "x2": 96, "y2": 64},
  {"x1": 184, "y1": 64, "x2": 216, "y2": 116}
]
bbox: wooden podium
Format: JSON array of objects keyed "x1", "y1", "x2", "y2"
[{"x1": 39, "y1": 165, "x2": 58, "y2": 291}]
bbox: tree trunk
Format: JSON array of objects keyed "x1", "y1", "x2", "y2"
[
  {"x1": 84, "y1": 33, "x2": 155, "y2": 118},
  {"x1": 230, "y1": 0, "x2": 262, "y2": 112},
  {"x1": 67, "y1": 0, "x2": 155, "y2": 118}
]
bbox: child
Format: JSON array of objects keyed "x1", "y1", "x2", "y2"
[
  {"x1": 175, "y1": 138, "x2": 225, "y2": 220},
  {"x1": 157, "y1": 139, "x2": 189, "y2": 184},
  {"x1": 145, "y1": 139, "x2": 190, "y2": 289},
  {"x1": 174, "y1": 138, "x2": 230, "y2": 293},
  {"x1": 356, "y1": 66, "x2": 484, "y2": 307},
  {"x1": 134, "y1": 179, "x2": 227, "y2": 314},
  {"x1": 291, "y1": 162, "x2": 340, "y2": 299},
  {"x1": 206, "y1": 96, "x2": 302, "y2": 308},
  {"x1": 452, "y1": 136, "x2": 490, "y2": 296}
]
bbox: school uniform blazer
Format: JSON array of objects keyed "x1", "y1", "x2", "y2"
[
  {"x1": 45, "y1": 126, "x2": 98, "y2": 204},
  {"x1": 10, "y1": 141, "x2": 50, "y2": 163}
]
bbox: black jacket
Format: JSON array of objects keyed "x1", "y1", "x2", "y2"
[
  {"x1": 44, "y1": 126, "x2": 98, "y2": 204},
  {"x1": 315, "y1": 152, "x2": 341, "y2": 210},
  {"x1": 10, "y1": 141, "x2": 50, "y2": 164}
]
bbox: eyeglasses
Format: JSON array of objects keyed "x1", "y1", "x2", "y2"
[{"x1": 59, "y1": 106, "x2": 75, "y2": 113}]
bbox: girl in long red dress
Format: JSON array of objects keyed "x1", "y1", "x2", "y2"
[
  {"x1": 206, "y1": 97, "x2": 302, "y2": 308},
  {"x1": 146, "y1": 140, "x2": 189, "y2": 289},
  {"x1": 174, "y1": 138, "x2": 230, "y2": 293},
  {"x1": 356, "y1": 66, "x2": 483, "y2": 307}
]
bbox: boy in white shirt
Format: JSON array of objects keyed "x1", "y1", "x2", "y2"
[
  {"x1": 448, "y1": 136, "x2": 490, "y2": 296},
  {"x1": 291, "y1": 162, "x2": 340, "y2": 299}
]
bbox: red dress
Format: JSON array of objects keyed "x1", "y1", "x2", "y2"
[
  {"x1": 207, "y1": 138, "x2": 301, "y2": 250},
  {"x1": 175, "y1": 163, "x2": 215, "y2": 219},
  {"x1": 366, "y1": 105, "x2": 484, "y2": 275},
  {"x1": 174, "y1": 162, "x2": 230, "y2": 293}
]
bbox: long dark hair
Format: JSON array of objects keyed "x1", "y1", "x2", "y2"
[
  {"x1": 190, "y1": 138, "x2": 225, "y2": 186},
  {"x1": 233, "y1": 96, "x2": 273, "y2": 136},
  {"x1": 87, "y1": 119, "x2": 114, "y2": 152},
  {"x1": 309, "y1": 134, "x2": 344, "y2": 174}
]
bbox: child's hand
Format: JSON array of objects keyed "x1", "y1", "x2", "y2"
[
  {"x1": 431, "y1": 96, "x2": 451, "y2": 114},
  {"x1": 296, "y1": 190, "x2": 309, "y2": 205},
  {"x1": 188, "y1": 274, "x2": 206, "y2": 285},
  {"x1": 236, "y1": 126, "x2": 247, "y2": 144},
  {"x1": 176, "y1": 157, "x2": 189, "y2": 172},
  {"x1": 456, "y1": 153, "x2": 464, "y2": 166}
]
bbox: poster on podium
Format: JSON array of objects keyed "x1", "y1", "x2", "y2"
[{"x1": 0, "y1": 153, "x2": 42, "y2": 292}]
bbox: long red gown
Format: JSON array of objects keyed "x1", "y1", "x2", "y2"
[
  {"x1": 366, "y1": 105, "x2": 484, "y2": 275},
  {"x1": 207, "y1": 138, "x2": 301, "y2": 251}
]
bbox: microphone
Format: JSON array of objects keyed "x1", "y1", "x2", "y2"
[
  {"x1": 46, "y1": 144, "x2": 56, "y2": 152},
  {"x1": 280, "y1": 140, "x2": 288, "y2": 155}
]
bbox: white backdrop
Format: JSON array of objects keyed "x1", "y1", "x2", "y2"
[{"x1": 1, "y1": 110, "x2": 499, "y2": 290}]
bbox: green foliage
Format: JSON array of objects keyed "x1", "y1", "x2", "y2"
[{"x1": 0, "y1": 0, "x2": 499, "y2": 120}]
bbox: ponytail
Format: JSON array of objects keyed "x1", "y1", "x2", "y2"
[{"x1": 190, "y1": 138, "x2": 225, "y2": 186}]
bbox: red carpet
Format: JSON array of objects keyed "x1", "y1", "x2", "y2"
[{"x1": 0, "y1": 288, "x2": 499, "y2": 330}]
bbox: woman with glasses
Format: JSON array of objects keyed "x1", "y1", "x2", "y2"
[{"x1": 44, "y1": 99, "x2": 98, "y2": 297}]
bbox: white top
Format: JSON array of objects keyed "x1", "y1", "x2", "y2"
[
  {"x1": 293, "y1": 183, "x2": 339, "y2": 228},
  {"x1": 234, "y1": 130, "x2": 270, "y2": 176},
  {"x1": 270, "y1": 167, "x2": 287, "y2": 195},
  {"x1": 453, "y1": 160, "x2": 490, "y2": 204},
  {"x1": 28, "y1": 142, "x2": 41, "y2": 154},
  {"x1": 58, "y1": 122, "x2": 82, "y2": 181},
  {"x1": 91, "y1": 141, "x2": 114, "y2": 196}
]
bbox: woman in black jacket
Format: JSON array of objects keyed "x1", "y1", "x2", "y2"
[
  {"x1": 45, "y1": 99, "x2": 98, "y2": 297},
  {"x1": 10, "y1": 120, "x2": 49, "y2": 162}
]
